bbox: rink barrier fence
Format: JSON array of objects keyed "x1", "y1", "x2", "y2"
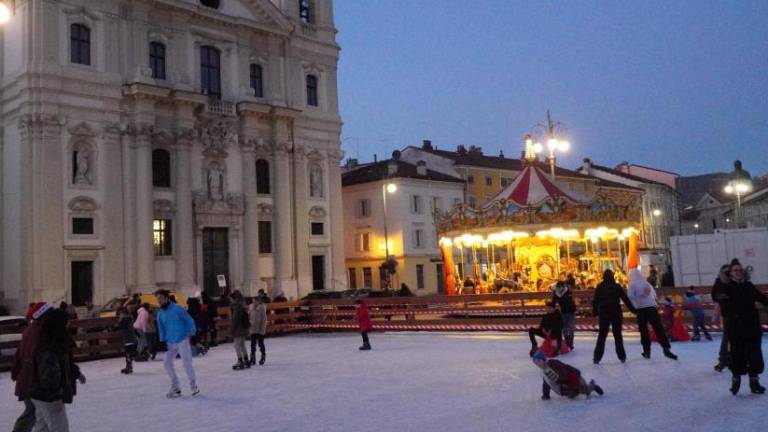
[{"x1": 1, "y1": 286, "x2": 766, "y2": 371}]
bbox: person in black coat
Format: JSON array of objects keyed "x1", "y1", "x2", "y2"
[
  {"x1": 723, "y1": 262, "x2": 768, "y2": 395},
  {"x1": 592, "y1": 269, "x2": 636, "y2": 364},
  {"x1": 711, "y1": 264, "x2": 732, "y2": 372},
  {"x1": 529, "y1": 301, "x2": 564, "y2": 356},
  {"x1": 552, "y1": 279, "x2": 577, "y2": 350}
]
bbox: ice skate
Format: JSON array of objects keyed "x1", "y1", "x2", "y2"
[
  {"x1": 120, "y1": 366, "x2": 133, "y2": 374},
  {"x1": 691, "y1": 334, "x2": 700, "y2": 342},
  {"x1": 259, "y1": 353, "x2": 266, "y2": 365},
  {"x1": 641, "y1": 351, "x2": 651, "y2": 359},
  {"x1": 731, "y1": 376, "x2": 741, "y2": 395},
  {"x1": 750, "y1": 376, "x2": 766, "y2": 394},
  {"x1": 704, "y1": 333, "x2": 712, "y2": 341},
  {"x1": 233, "y1": 358, "x2": 246, "y2": 370},
  {"x1": 663, "y1": 349, "x2": 678, "y2": 360},
  {"x1": 166, "y1": 386, "x2": 182, "y2": 399},
  {"x1": 590, "y1": 379, "x2": 604, "y2": 396},
  {"x1": 714, "y1": 362, "x2": 726, "y2": 372},
  {"x1": 191, "y1": 384, "x2": 200, "y2": 396}
]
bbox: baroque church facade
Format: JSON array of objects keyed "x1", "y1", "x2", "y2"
[{"x1": 0, "y1": 0, "x2": 345, "y2": 312}]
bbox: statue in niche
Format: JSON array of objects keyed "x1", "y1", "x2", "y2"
[
  {"x1": 309, "y1": 164, "x2": 323, "y2": 198},
  {"x1": 74, "y1": 148, "x2": 91, "y2": 185},
  {"x1": 207, "y1": 163, "x2": 225, "y2": 200}
]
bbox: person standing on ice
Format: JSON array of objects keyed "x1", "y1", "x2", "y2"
[
  {"x1": 155, "y1": 289, "x2": 199, "y2": 398},
  {"x1": 531, "y1": 351, "x2": 603, "y2": 400},
  {"x1": 551, "y1": 278, "x2": 577, "y2": 350},
  {"x1": 712, "y1": 264, "x2": 732, "y2": 372},
  {"x1": 627, "y1": 268, "x2": 677, "y2": 361},
  {"x1": 683, "y1": 286, "x2": 712, "y2": 342},
  {"x1": 249, "y1": 295, "x2": 268, "y2": 366},
  {"x1": 355, "y1": 300, "x2": 372, "y2": 350},
  {"x1": 116, "y1": 307, "x2": 139, "y2": 374},
  {"x1": 229, "y1": 290, "x2": 251, "y2": 370},
  {"x1": 724, "y1": 261, "x2": 768, "y2": 395},
  {"x1": 592, "y1": 269, "x2": 636, "y2": 364}
]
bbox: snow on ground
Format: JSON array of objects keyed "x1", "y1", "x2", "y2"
[{"x1": 2, "y1": 332, "x2": 766, "y2": 432}]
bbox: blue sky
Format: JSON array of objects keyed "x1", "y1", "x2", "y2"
[{"x1": 334, "y1": 0, "x2": 768, "y2": 176}]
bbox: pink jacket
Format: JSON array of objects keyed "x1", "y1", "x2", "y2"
[{"x1": 133, "y1": 307, "x2": 150, "y2": 333}]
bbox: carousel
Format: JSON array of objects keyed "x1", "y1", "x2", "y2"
[{"x1": 435, "y1": 141, "x2": 644, "y2": 295}]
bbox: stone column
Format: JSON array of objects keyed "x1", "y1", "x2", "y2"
[
  {"x1": 293, "y1": 145, "x2": 311, "y2": 293},
  {"x1": 327, "y1": 148, "x2": 347, "y2": 291},
  {"x1": 175, "y1": 128, "x2": 196, "y2": 295},
  {"x1": 272, "y1": 141, "x2": 295, "y2": 298},
  {"x1": 120, "y1": 125, "x2": 136, "y2": 291},
  {"x1": 241, "y1": 140, "x2": 260, "y2": 296},
  {"x1": 134, "y1": 125, "x2": 155, "y2": 291}
]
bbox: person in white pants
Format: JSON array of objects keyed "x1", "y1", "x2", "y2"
[{"x1": 155, "y1": 290, "x2": 199, "y2": 398}]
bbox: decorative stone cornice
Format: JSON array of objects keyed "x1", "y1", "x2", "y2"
[
  {"x1": 153, "y1": 129, "x2": 175, "y2": 147},
  {"x1": 327, "y1": 148, "x2": 345, "y2": 163},
  {"x1": 273, "y1": 140, "x2": 291, "y2": 155},
  {"x1": 175, "y1": 127, "x2": 197, "y2": 148},
  {"x1": 18, "y1": 114, "x2": 64, "y2": 131},
  {"x1": 122, "y1": 83, "x2": 172, "y2": 101},
  {"x1": 68, "y1": 122, "x2": 98, "y2": 137},
  {"x1": 102, "y1": 122, "x2": 125, "y2": 139},
  {"x1": 306, "y1": 149, "x2": 325, "y2": 161}
]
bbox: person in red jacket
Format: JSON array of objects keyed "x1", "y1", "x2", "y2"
[
  {"x1": 532, "y1": 350, "x2": 604, "y2": 400},
  {"x1": 355, "y1": 300, "x2": 372, "y2": 351}
]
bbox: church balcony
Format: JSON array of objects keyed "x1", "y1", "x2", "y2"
[{"x1": 205, "y1": 97, "x2": 235, "y2": 116}]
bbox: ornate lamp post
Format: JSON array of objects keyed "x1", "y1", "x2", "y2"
[
  {"x1": 724, "y1": 160, "x2": 752, "y2": 228},
  {"x1": 381, "y1": 182, "x2": 397, "y2": 289},
  {"x1": 530, "y1": 110, "x2": 570, "y2": 178}
]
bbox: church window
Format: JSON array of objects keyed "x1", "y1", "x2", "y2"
[
  {"x1": 256, "y1": 159, "x2": 270, "y2": 194},
  {"x1": 72, "y1": 217, "x2": 94, "y2": 235},
  {"x1": 152, "y1": 149, "x2": 171, "y2": 188},
  {"x1": 200, "y1": 45, "x2": 221, "y2": 98},
  {"x1": 70, "y1": 23, "x2": 91, "y2": 65},
  {"x1": 153, "y1": 219, "x2": 173, "y2": 256},
  {"x1": 149, "y1": 42, "x2": 166, "y2": 80},
  {"x1": 299, "y1": 0, "x2": 315, "y2": 24},
  {"x1": 250, "y1": 64, "x2": 264, "y2": 98},
  {"x1": 306, "y1": 74, "x2": 318, "y2": 107}
]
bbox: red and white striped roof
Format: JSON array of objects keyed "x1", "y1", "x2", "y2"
[{"x1": 483, "y1": 164, "x2": 587, "y2": 208}]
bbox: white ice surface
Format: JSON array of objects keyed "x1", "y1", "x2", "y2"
[{"x1": 2, "y1": 332, "x2": 766, "y2": 432}]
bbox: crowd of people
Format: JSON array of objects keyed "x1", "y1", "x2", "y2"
[{"x1": 8, "y1": 259, "x2": 767, "y2": 428}]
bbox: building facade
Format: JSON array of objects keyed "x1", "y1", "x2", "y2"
[
  {"x1": 342, "y1": 157, "x2": 464, "y2": 295},
  {"x1": 1, "y1": 0, "x2": 345, "y2": 312}
]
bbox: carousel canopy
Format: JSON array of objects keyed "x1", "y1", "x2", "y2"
[{"x1": 483, "y1": 164, "x2": 588, "y2": 209}]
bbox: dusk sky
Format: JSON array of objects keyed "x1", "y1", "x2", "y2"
[{"x1": 334, "y1": 1, "x2": 768, "y2": 177}]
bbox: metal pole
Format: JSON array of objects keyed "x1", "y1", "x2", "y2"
[
  {"x1": 382, "y1": 183, "x2": 390, "y2": 289},
  {"x1": 736, "y1": 192, "x2": 741, "y2": 228}
]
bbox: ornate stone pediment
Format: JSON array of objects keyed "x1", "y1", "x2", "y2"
[
  {"x1": 193, "y1": 192, "x2": 245, "y2": 216},
  {"x1": 153, "y1": 199, "x2": 175, "y2": 214},
  {"x1": 243, "y1": 138, "x2": 272, "y2": 155},
  {"x1": 200, "y1": 119, "x2": 237, "y2": 158},
  {"x1": 308, "y1": 206, "x2": 327, "y2": 219},
  {"x1": 153, "y1": 129, "x2": 175, "y2": 147},
  {"x1": 68, "y1": 196, "x2": 99, "y2": 212},
  {"x1": 257, "y1": 203, "x2": 273, "y2": 219},
  {"x1": 306, "y1": 149, "x2": 325, "y2": 161}
]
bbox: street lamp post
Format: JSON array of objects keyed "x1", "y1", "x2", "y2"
[
  {"x1": 381, "y1": 182, "x2": 397, "y2": 289},
  {"x1": 724, "y1": 160, "x2": 752, "y2": 229},
  {"x1": 530, "y1": 110, "x2": 570, "y2": 178}
]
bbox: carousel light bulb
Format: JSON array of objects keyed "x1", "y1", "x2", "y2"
[
  {"x1": 724, "y1": 185, "x2": 734, "y2": 194},
  {"x1": 532, "y1": 142, "x2": 543, "y2": 154},
  {"x1": 547, "y1": 138, "x2": 559, "y2": 151},
  {"x1": 0, "y1": 3, "x2": 10, "y2": 24},
  {"x1": 558, "y1": 140, "x2": 570, "y2": 152}
]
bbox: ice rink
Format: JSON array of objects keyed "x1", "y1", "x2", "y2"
[{"x1": 2, "y1": 332, "x2": 765, "y2": 432}]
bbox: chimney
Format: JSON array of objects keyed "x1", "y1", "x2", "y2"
[
  {"x1": 456, "y1": 145, "x2": 467, "y2": 155},
  {"x1": 416, "y1": 160, "x2": 427, "y2": 176},
  {"x1": 422, "y1": 139, "x2": 433, "y2": 150},
  {"x1": 582, "y1": 158, "x2": 592, "y2": 174},
  {"x1": 345, "y1": 158, "x2": 358, "y2": 169},
  {"x1": 499, "y1": 150, "x2": 505, "y2": 158},
  {"x1": 468, "y1": 145, "x2": 483, "y2": 156}
]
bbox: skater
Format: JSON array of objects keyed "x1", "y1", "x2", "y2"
[
  {"x1": 661, "y1": 297, "x2": 675, "y2": 335},
  {"x1": 592, "y1": 269, "x2": 636, "y2": 364},
  {"x1": 249, "y1": 295, "x2": 268, "y2": 366},
  {"x1": 684, "y1": 287, "x2": 712, "y2": 342},
  {"x1": 116, "y1": 307, "x2": 138, "y2": 374},
  {"x1": 712, "y1": 264, "x2": 732, "y2": 372},
  {"x1": 186, "y1": 298, "x2": 208, "y2": 356},
  {"x1": 133, "y1": 303, "x2": 151, "y2": 360},
  {"x1": 724, "y1": 261, "x2": 768, "y2": 395},
  {"x1": 646, "y1": 264, "x2": 658, "y2": 288},
  {"x1": 201, "y1": 292, "x2": 219, "y2": 347},
  {"x1": 531, "y1": 351, "x2": 604, "y2": 400},
  {"x1": 551, "y1": 278, "x2": 577, "y2": 350},
  {"x1": 356, "y1": 300, "x2": 372, "y2": 350},
  {"x1": 29, "y1": 308, "x2": 87, "y2": 432},
  {"x1": 528, "y1": 301, "x2": 563, "y2": 357},
  {"x1": 155, "y1": 289, "x2": 199, "y2": 398},
  {"x1": 229, "y1": 290, "x2": 251, "y2": 370},
  {"x1": 12, "y1": 303, "x2": 52, "y2": 432},
  {"x1": 627, "y1": 268, "x2": 677, "y2": 360}
]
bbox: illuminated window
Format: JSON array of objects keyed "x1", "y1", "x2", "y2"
[{"x1": 153, "y1": 219, "x2": 172, "y2": 256}]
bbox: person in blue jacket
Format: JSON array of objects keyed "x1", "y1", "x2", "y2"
[{"x1": 155, "y1": 289, "x2": 199, "y2": 398}]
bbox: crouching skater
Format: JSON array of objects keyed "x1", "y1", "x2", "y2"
[{"x1": 532, "y1": 350, "x2": 604, "y2": 400}]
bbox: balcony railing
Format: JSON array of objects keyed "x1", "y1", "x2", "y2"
[{"x1": 205, "y1": 97, "x2": 235, "y2": 116}]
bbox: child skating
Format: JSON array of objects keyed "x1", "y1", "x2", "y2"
[
  {"x1": 117, "y1": 307, "x2": 138, "y2": 374},
  {"x1": 532, "y1": 351, "x2": 604, "y2": 400},
  {"x1": 684, "y1": 287, "x2": 712, "y2": 341},
  {"x1": 355, "y1": 300, "x2": 372, "y2": 350}
]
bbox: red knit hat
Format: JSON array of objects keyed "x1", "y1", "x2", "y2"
[{"x1": 28, "y1": 302, "x2": 53, "y2": 321}]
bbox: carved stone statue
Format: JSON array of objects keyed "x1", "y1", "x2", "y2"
[
  {"x1": 309, "y1": 165, "x2": 323, "y2": 198},
  {"x1": 207, "y1": 164, "x2": 224, "y2": 200},
  {"x1": 74, "y1": 148, "x2": 91, "y2": 185}
]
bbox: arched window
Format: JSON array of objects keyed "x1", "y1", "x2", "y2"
[
  {"x1": 200, "y1": 45, "x2": 221, "y2": 98},
  {"x1": 200, "y1": 0, "x2": 221, "y2": 8},
  {"x1": 250, "y1": 64, "x2": 264, "y2": 98},
  {"x1": 149, "y1": 42, "x2": 166, "y2": 80},
  {"x1": 70, "y1": 23, "x2": 91, "y2": 65},
  {"x1": 152, "y1": 149, "x2": 171, "y2": 188},
  {"x1": 255, "y1": 159, "x2": 270, "y2": 194},
  {"x1": 306, "y1": 74, "x2": 318, "y2": 107},
  {"x1": 309, "y1": 164, "x2": 324, "y2": 198}
]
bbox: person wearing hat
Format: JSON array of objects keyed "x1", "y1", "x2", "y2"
[
  {"x1": 528, "y1": 301, "x2": 564, "y2": 357},
  {"x1": 532, "y1": 350, "x2": 604, "y2": 400},
  {"x1": 551, "y1": 278, "x2": 577, "y2": 350}
]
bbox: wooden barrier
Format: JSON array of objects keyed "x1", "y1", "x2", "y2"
[{"x1": 1, "y1": 285, "x2": 765, "y2": 371}]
